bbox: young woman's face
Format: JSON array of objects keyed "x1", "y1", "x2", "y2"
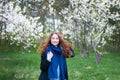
[{"x1": 51, "y1": 34, "x2": 60, "y2": 46}]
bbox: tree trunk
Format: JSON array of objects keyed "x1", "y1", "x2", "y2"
[
  {"x1": 95, "y1": 50, "x2": 102, "y2": 63},
  {"x1": 81, "y1": 38, "x2": 89, "y2": 58},
  {"x1": 0, "y1": 25, "x2": 2, "y2": 45},
  {"x1": 91, "y1": 40, "x2": 102, "y2": 63}
]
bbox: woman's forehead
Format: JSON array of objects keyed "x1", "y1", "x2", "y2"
[{"x1": 52, "y1": 33, "x2": 58, "y2": 37}]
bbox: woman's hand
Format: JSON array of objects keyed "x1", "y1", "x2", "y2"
[{"x1": 47, "y1": 51, "x2": 53, "y2": 62}]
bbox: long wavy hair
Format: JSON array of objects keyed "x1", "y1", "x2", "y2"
[{"x1": 38, "y1": 32, "x2": 73, "y2": 57}]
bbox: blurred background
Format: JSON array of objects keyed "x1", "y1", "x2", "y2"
[{"x1": 0, "y1": 0, "x2": 120, "y2": 80}]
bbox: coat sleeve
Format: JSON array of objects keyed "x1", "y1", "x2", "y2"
[
  {"x1": 70, "y1": 48, "x2": 75, "y2": 57},
  {"x1": 40, "y1": 53, "x2": 51, "y2": 72}
]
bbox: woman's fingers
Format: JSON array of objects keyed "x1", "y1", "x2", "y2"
[{"x1": 47, "y1": 51, "x2": 53, "y2": 61}]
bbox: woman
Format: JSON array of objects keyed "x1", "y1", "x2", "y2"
[{"x1": 38, "y1": 32, "x2": 75, "y2": 80}]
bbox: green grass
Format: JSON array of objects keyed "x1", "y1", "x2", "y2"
[
  {"x1": 0, "y1": 51, "x2": 40, "y2": 80},
  {"x1": 67, "y1": 52, "x2": 120, "y2": 80},
  {"x1": 0, "y1": 51, "x2": 120, "y2": 80}
]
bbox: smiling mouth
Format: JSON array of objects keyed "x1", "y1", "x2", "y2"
[{"x1": 54, "y1": 42, "x2": 57, "y2": 44}]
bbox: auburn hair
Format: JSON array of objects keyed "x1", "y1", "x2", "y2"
[{"x1": 38, "y1": 32, "x2": 73, "y2": 57}]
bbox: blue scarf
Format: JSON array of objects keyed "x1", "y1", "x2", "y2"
[{"x1": 45, "y1": 44, "x2": 67, "y2": 80}]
